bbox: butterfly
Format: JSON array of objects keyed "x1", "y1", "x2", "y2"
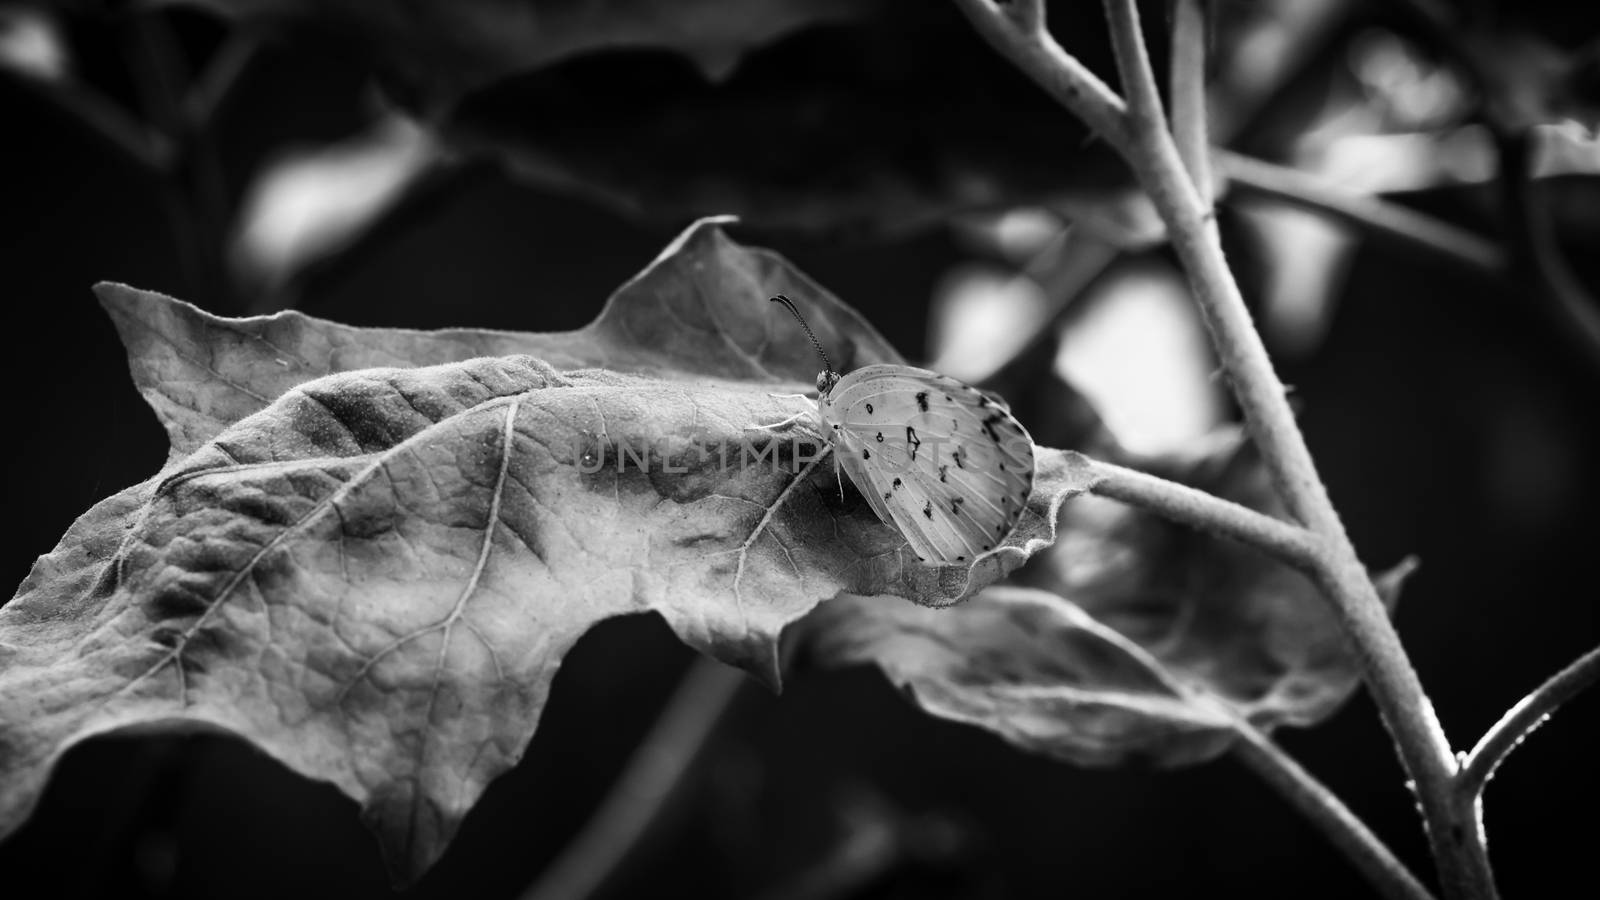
[{"x1": 768, "y1": 294, "x2": 1035, "y2": 567}]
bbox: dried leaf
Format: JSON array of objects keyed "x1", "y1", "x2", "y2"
[
  {"x1": 1034, "y1": 434, "x2": 1405, "y2": 731},
  {"x1": 807, "y1": 586, "x2": 1242, "y2": 767},
  {"x1": 0, "y1": 219, "x2": 1096, "y2": 881},
  {"x1": 804, "y1": 433, "x2": 1413, "y2": 767},
  {"x1": 99, "y1": 217, "x2": 898, "y2": 461}
]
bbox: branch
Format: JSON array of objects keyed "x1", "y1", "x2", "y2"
[
  {"x1": 1230, "y1": 722, "x2": 1438, "y2": 900},
  {"x1": 1169, "y1": 0, "x2": 1213, "y2": 208},
  {"x1": 1217, "y1": 150, "x2": 1505, "y2": 275},
  {"x1": 1083, "y1": 457, "x2": 1322, "y2": 571},
  {"x1": 518, "y1": 658, "x2": 747, "y2": 900},
  {"x1": 950, "y1": 0, "x2": 1132, "y2": 154},
  {"x1": 1101, "y1": 0, "x2": 1169, "y2": 144},
  {"x1": 1098, "y1": 3, "x2": 1493, "y2": 895},
  {"x1": 1458, "y1": 644, "x2": 1600, "y2": 797},
  {"x1": 955, "y1": 2, "x2": 1506, "y2": 894}
]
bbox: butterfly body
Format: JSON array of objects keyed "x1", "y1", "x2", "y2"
[
  {"x1": 816, "y1": 364, "x2": 1035, "y2": 567},
  {"x1": 768, "y1": 294, "x2": 1036, "y2": 567}
]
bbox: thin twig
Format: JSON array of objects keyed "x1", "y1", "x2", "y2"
[
  {"x1": 2, "y1": 67, "x2": 171, "y2": 169},
  {"x1": 1392, "y1": 0, "x2": 1489, "y2": 99},
  {"x1": 1095, "y1": 3, "x2": 1493, "y2": 895},
  {"x1": 1169, "y1": 0, "x2": 1213, "y2": 209},
  {"x1": 185, "y1": 32, "x2": 260, "y2": 126},
  {"x1": 1083, "y1": 457, "x2": 1322, "y2": 571},
  {"x1": 1458, "y1": 644, "x2": 1600, "y2": 797},
  {"x1": 519, "y1": 658, "x2": 747, "y2": 900},
  {"x1": 1230, "y1": 722, "x2": 1438, "y2": 900},
  {"x1": 127, "y1": 12, "x2": 236, "y2": 311},
  {"x1": 1491, "y1": 129, "x2": 1600, "y2": 374},
  {"x1": 951, "y1": 0, "x2": 1132, "y2": 154},
  {"x1": 1218, "y1": 150, "x2": 1504, "y2": 275},
  {"x1": 1101, "y1": 0, "x2": 1170, "y2": 144}
]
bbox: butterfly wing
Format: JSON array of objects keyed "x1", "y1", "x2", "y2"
[
  {"x1": 836, "y1": 441, "x2": 899, "y2": 527},
  {"x1": 822, "y1": 365, "x2": 1035, "y2": 566}
]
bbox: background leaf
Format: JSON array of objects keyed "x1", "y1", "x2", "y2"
[
  {"x1": 153, "y1": 0, "x2": 1133, "y2": 233},
  {"x1": 802, "y1": 432, "x2": 1413, "y2": 767},
  {"x1": 152, "y1": 0, "x2": 882, "y2": 93}
]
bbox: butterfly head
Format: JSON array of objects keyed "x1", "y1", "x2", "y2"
[{"x1": 770, "y1": 294, "x2": 841, "y2": 399}]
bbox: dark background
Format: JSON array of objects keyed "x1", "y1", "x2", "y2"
[{"x1": 2, "y1": 3, "x2": 1598, "y2": 898}]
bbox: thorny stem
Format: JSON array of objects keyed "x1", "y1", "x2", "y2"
[
  {"x1": 1458, "y1": 644, "x2": 1600, "y2": 798},
  {"x1": 1168, "y1": 0, "x2": 1213, "y2": 211},
  {"x1": 519, "y1": 659, "x2": 747, "y2": 900},
  {"x1": 954, "y1": 1, "x2": 1498, "y2": 897},
  {"x1": 1083, "y1": 457, "x2": 1320, "y2": 571},
  {"x1": 1101, "y1": 2, "x2": 1494, "y2": 895},
  {"x1": 1230, "y1": 723, "x2": 1437, "y2": 900}
]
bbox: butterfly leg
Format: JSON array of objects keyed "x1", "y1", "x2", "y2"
[
  {"x1": 746, "y1": 410, "x2": 809, "y2": 432},
  {"x1": 747, "y1": 395, "x2": 817, "y2": 433}
]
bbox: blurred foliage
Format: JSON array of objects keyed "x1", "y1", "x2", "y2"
[
  {"x1": 152, "y1": 0, "x2": 1142, "y2": 233},
  {"x1": 2, "y1": 0, "x2": 1599, "y2": 897}
]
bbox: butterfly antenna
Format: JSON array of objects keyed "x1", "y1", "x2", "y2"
[{"x1": 770, "y1": 294, "x2": 834, "y2": 374}]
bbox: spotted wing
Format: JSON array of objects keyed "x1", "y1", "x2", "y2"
[{"x1": 822, "y1": 365, "x2": 1035, "y2": 566}]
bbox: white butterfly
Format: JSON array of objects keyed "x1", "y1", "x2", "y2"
[{"x1": 769, "y1": 295, "x2": 1036, "y2": 567}]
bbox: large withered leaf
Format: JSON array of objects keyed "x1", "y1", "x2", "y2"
[
  {"x1": 0, "y1": 219, "x2": 1096, "y2": 881},
  {"x1": 804, "y1": 433, "x2": 1412, "y2": 767},
  {"x1": 101, "y1": 217, "x2": 898, "y2": 461}
]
